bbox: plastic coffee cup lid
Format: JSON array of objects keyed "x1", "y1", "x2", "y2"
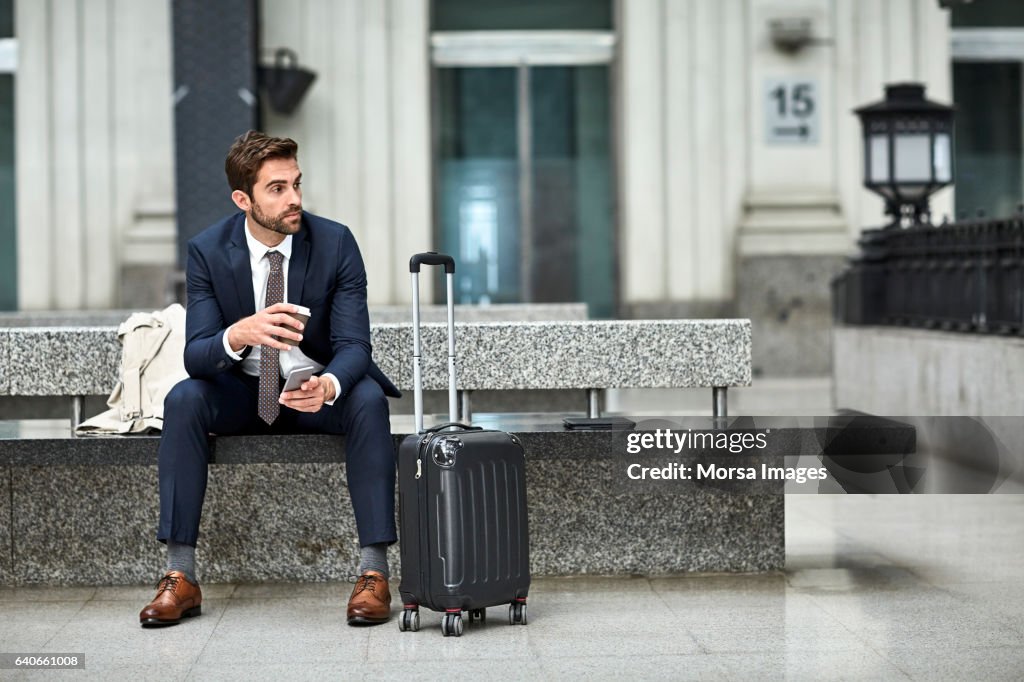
[{"x1": 294, "y1": 305, "x2": 311, "y2": 316}]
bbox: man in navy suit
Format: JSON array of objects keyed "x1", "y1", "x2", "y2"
[{"x1": 140, "y1": 131, "x2": 399, "y2": 628}]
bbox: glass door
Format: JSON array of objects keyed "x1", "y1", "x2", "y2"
[
  {"x1": 437, "y1": 66, "x2": 521, "y2": 304},
  {"x1": 952, "y1": 61, "x2": 1021, "y2": 219},
  {"x1": 951, "y1": 5, "x2": 1024, "y2": 219},
  {"x1": 432, "y1": 31, "x2": 616, "y2": 316}
]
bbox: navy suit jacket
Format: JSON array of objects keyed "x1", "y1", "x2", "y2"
[{"x1": 182, "y1": 211, "x2": 401, "y2": 399}]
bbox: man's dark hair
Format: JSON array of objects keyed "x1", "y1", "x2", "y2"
[{"x1": 225, "y1": 130, "x2": 299, "y2": 197}]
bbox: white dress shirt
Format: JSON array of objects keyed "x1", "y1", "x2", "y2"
[{"x1": 222, "y1": 218, "x2": 341, "y2": 405}]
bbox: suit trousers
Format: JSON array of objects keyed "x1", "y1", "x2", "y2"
[{"x1": 156, "y1": 370, "x2": 397, "y2": 548}]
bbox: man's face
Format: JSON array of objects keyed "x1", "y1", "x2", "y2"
[{"x1": 247, "y1": 157, "x2": 303, "y2": 236}]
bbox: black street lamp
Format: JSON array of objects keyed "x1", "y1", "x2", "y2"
[{"x1": 854, "y1": 83, "x2": 955, "y2": 227}]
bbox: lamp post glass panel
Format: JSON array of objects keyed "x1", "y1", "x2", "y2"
[{"x1": 855, "y1": 83, "x2": 955, "y2": 227}]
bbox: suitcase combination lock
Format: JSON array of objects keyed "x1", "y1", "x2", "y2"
[{"x1": 432, "y1": 436, "x2": 463, "y2": 468}]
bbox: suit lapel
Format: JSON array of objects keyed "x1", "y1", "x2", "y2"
[
  {"x1": 288, "y1": 219, "x2": 309, "y2": 306},
  {"x1": 228, "y1": 216, "x2": 256, "y2": 318}
]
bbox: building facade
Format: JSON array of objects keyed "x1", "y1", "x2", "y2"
[{"x1": 4, "y1": 0, "x2": 1017, "y2": 373}]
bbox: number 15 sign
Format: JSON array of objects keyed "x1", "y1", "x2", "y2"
[{"x1": 764, "y1": 78, "x2": 819, "y2": 145}]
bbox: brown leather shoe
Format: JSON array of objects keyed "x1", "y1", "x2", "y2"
[
  {"x1": 346, "y1": 570, "x2": 391, "y2": 625},
  {"x1": 139, "y1": 571, "x2": 202, "y2": 628}
]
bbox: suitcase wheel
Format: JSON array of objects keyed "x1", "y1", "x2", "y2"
[
  {"x1": 441, "y1": 612, "x2": 464, "y2": 637},
  {"x1": 508, "y1": 601, "x2": 528, "y2": 626},
  {"x1": 468, "y1": 608, "x2": 486, "y2": 624},
  {"x1": 398, "y1": 607, "x2": 420, "y2": 632}
]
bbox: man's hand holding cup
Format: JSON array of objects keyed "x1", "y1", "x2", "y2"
[{"x1": 227, "y1": 303, "x2": 310, "y2": 352}]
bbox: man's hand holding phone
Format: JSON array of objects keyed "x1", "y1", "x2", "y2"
[{"x1": 279, "y1": 366, "x2": 335, "y2": 413}]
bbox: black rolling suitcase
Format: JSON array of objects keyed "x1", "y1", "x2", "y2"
[{"x1": 397, "y1": 252, "x2": 531, "y2": 637}]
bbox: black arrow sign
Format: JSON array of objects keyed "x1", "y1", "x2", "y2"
[{"x1": 773, "y1": 124, "x2": 810, "y2": 138}]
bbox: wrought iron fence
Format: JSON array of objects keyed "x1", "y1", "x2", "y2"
[{"x1": 832, "y1": 214, "x2": 1024, "y2": 333}]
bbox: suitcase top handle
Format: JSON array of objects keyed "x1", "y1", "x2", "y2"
[
  {"x1": 424, "y1": 422, "x2": 482, "y2": 434},
  {"x1": 410, "y1": 252, "x2": 456, "y2": 274}
]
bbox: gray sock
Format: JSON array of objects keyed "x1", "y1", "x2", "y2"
[
  {"x1": 166, "y1": 541, "x2": 197, "y2": 584},
  {"x1": 359, "y1": 543, "x2": 389, "y2": 579}
]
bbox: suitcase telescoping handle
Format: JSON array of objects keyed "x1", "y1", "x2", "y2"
[{"x1": 409, "y1": 252, "x2": 458, "y2": 433}]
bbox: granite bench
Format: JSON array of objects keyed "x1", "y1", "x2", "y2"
[
  {"x1": 0, "y1": 318, "x2": 772, "y2": 586},
  {"x1": 0, "y1": 319, "x2": 750, "y2": 430}
]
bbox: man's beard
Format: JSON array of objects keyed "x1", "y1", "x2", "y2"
[{"x1": 251, "y1": 200, "x2": 301, "y2": 235}]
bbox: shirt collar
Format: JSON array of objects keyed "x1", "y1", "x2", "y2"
[{"x1": 244, "y1": 216, "x2": 293, "y2": 262}]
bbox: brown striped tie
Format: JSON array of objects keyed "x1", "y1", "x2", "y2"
[{"x1": 258, "y1": 250, "x2": 285, "y2": 424}]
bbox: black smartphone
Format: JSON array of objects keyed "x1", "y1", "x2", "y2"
[{"x1": 562, "y1": 416, "x2": 636, "y2": 431}]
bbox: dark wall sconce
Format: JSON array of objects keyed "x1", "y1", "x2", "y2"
[
  {"x1": 768, "y1": 17, "x2": 833, "y2": 54},
  {"x1": 261, "y1": 48, "x2": 317, "y2": 115}
]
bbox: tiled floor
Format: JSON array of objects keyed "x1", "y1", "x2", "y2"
[{"x1": 0, "y1": 495, "x2": 1021, "y2": 680}]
